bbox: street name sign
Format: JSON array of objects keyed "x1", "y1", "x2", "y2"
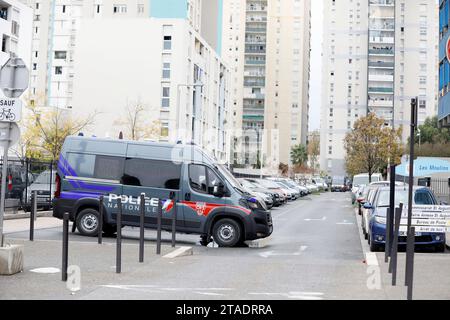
[{"x1": 400, "y1": 205, "x2": 450, "y2": 233}]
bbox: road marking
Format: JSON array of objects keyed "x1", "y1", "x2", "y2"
[
  {"x1": 248, "y1": 292, "x2": 324, "y2": 300},
  {"x1": 193, "y1": 292, "x2": 226, "y2": 296},
  {"x1": 259, "y1": 246, "x2": 307, "y2": 258},
  {"x1": 365, "y1": 252, "x2": 379, "y2": 266},
  {"x1": 304, "y1": 217, "x2": 326, "y2": 222},
  {"x1": 336, "y1": 220, "x2": 354, "y2": 225},
  {"x1": 162, "y1": 246, "x2": 193, "y2": 259},
  {"x1": 30, "y1": 267, "x2": 60, "y2": 274}
]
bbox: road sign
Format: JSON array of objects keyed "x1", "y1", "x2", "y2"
[
  {"x1": 0, "y1": 97, "x2": 22, "y2": 122},
  {"x1": 400, "y1": 205, "x2": 450, "y2": 233},
  {"x1": 0, "y1": 122, "x2": 20, "y2": 148},
  {"x1": 0, "y1": 57, "x2": 29, "y2": 98}
]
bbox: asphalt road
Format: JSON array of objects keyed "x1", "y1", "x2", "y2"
[{"x1": 2, "y1": 191, "x2": 449, "y2": 300}]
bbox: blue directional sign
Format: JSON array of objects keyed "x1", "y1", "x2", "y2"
[{"x1": 396, "y1": 157, "x2": 450, "y2": 177}]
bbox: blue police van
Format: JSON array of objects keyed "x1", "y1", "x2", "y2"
[{"x1": 53, "y1": 136, "x2": 273, "y2": 247}]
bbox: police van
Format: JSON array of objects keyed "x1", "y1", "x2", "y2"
[{"x1": 53, "y1": 136, "x2": 273, "y2": 247}]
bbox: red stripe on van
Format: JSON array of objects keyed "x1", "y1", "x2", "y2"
[{"x1": 180, "y1": 201, "x2": 251, "y2": 216}]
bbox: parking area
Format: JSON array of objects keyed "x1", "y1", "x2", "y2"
[{"x1": 1, "y1": 191, "x2": 450, "y2": 300}]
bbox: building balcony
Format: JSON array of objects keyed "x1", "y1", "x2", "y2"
[
  {"x1": 246, "y1": 27, "x2": 267, "y2": 33},
  {"x1": 369, "y1": 48, "x2": 394, "y2": 55},
  {"x1": 244, "y1": 93, "x2": 265, "y2": 100},
  {"x1": 243, "y1": 114, "x2": 265, "y2": 122},
  {"x1": 369, "y1": 36, "x2": 394, "y2": 44},
  {"x1": 244, "y1": 80, "x2": 265, "y2": 87},
  {"x1": 368, "y1": 61, "x2": 394, "y2": 68},
  {"x1": 368, "y1": 74, "x2": 394, "y2": 82},
  {"x1": 368, "y1": 99, "x2": 394, "y2": 108},
  {"x1": 368, "y1": 87, "x2": 394, "y2": 94},
  {"x1": 245, "y1": 59, "x2": 266, "y2": 65},
  {"x1": 369, "y1": 0, "x2": 394, "y2": 6}
]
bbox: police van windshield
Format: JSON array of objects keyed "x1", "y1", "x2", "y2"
[{"x1": 216, "y1": 164, "x2": 246, "y2": 194}]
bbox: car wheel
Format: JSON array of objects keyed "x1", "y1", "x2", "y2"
[
  {"x1": 76, "y1": 208, "x2": 100, "y2": 237},
  {"x1": 435, "y1": 243, "x2": 446, "y2": 253},
  {"x1": 23, "y1": 206, "x2": 31, "y2": 213},
  {"x1": 212, "y1": 218, "x2": 242, "y2": 248}
]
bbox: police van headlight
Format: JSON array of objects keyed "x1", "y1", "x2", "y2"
[{"x1": 247, "y1": 197, "x2": 259, "y2": 209}]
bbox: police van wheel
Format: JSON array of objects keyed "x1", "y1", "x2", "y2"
[
  {"x1": 212, "y1": 218, "x2": 242, "y2": 247},
  {"x1": 76, "y1": 208, "x2": 100, "y2": 237}
]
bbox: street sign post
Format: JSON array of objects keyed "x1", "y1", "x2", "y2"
[{"x1": 0, "y1": 55, "x2": 28, "y2": 249}]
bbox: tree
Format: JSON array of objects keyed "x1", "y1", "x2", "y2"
[
  {"x1": 307, "y1": 131, "x2": 320, "y2": 174},
  {"x1": 344, "y1": 113, "x2": 403, "y2": 183},
  {"x1": 409, "y1": 116, "x2": 450, "y2": 157},
  {"x1": 19, "y1": 98, "x2": 98, "y2": 160},
  {"x1": 114, "y1": 99, "x2": 161, "y2": 141},
  {"x1": 291, "y1": 144, "x2": 308, "y2": 167}
]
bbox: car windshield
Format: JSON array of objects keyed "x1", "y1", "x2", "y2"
[
  {"x1": 257, "y1": 179, "x2": 281, "y2": 189},
  {"x1": 34, "y1": 171, "x2": 55, "y2": 184},
  {"x1": 353, "y1": 175, "x2": 381, "y2": 186},
  {"x1": 376, "y1": 189, "x2": 436, "y2": 207}
]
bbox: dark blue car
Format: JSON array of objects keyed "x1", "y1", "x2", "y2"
[{"x1": 366, "y1": 186, "x2": 446, "y2": 252}]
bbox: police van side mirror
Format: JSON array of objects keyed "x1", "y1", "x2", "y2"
[{"x1": 213, "y1": 181, "x2": 225, "y2": 197}]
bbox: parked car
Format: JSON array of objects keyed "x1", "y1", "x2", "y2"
[
  {"x1": 238, "y1": 178, "x2": 276, "y2": 208},
  {"x1": 351, "y1": 173, "x2": 382, "y2": 194},
  {"x1": 312, "y1": 177, "x2": 328, "y2": 191},
  {"x1": 0, "y1": 164, "x2": 35, "y2": 204},
  {"x1": 23, "y1": 170, "x2": 56, "y2": 212},
  {"x1": 272, "y1": 178, "x2": 305, "y2": 197},
  {"x1": 331, "y1": 176, "x2": 346, "y2": 192},
  {"x1": 366, "y1": 186, "x2": 446, "y2": 252},
  {"x1": 246, "y1": 178, "x2": 288, "y2": 204},
  {"x1": 272, "y1": 180, "x2": 300, "y2": 200}
]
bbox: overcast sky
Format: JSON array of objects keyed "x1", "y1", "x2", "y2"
[{"x1": 308, "y1": 0, "x2": 323, "y2": 132}]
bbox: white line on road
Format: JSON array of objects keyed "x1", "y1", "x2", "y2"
[
  {"x1": 30, "y1": 267, "x2": 60, "y2": 274},
  {"x1": 365, "y1": 252, "x2": 379, "y2": 266},
  {"x1": 248, "y1": 292, "x2": 324, "y2": 300},
  {"x1": 258, "y1": 246, "x2": 307, "y2": 258},
  {"x1": 304, "y1": 217, "x2": 327, "y2": 222}
]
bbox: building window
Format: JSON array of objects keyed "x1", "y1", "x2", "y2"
[
  {"x1": 55, "y1": 66, "x2": 62, "y2": 75},
  {"x1": 137, "y1": 4, "x2": 145, "y2": 13},
  {"x1": 162, "y1": 62, "x2": 171, "y2": 79},
  {"x1": 163, "y1": 36, "x2": 172, "y2": 50},
  {"x1": 113, "y1": 5, "x2": 127, "y2": 14},
  {"x1": 160, "y1": 122, "x2": 169, "y2": 137},
  {"x1": 32, "y1": 63, "x2": 37, "y2": 70},
  {"x1": 54, "y1": 51, "x2": 67, "y2": 59},
  {"x1": 162, "y1": 87, "x2": 170, "y2": 107}
]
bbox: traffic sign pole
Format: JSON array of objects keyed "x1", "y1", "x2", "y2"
[{"x1": 0, "y1": 122, "x2": 11, "y2": 247}]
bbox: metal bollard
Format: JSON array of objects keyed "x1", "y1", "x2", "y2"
[
  {"x1": 116, "y1": 197, "x2": 122, "y2": 274},
  {"x1": 62, "y1": 212, "x2": 69, "y2": 282},
  {"x1": 29, "y1": 191, "x2": 36, "y2": 241},
  {"x1": 390, "y1": 204, "x2": 403, "y2": 286},
  {"x1": 406, "y1": 226, "x2": 415, "y2": 300},
  {"x1": 98, "y1": 196, "x2": 103, "y2": 244},
  {"x1": 170, "y1": 192, "x2": 176, "y2": 248},
  {"x1": 156, "y1": 199, "x2": 162, "y2": 255},
  {"x1": 139, "y1": 193, "x2": 145, "y2": 263}
]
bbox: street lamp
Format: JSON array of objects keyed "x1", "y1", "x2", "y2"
[{"x1": 176, "y1": 82, "x2": 204, "y2": 144}]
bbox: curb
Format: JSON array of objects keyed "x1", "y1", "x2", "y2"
[{"x1": 4, "y1": 211, "x2": 53, "y2": 221}]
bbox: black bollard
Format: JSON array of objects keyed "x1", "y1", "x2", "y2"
[
  {"x1": 116, "y1": 197, "x2": 122, "y2": 274},
  {"x1": 156, "y1": 199, "x2": 162, "y2": 255},
  {"x1": 390, "y1": 203, "x2": 403, "y2": 286},
  {"x1": 139, "y1": 193, "x2": 145, "y2": 263},
  {"x1": 98, "y1": 196, "x2": 103, "y2": 245},
  {"x1": 29, "y1": 191, "x2": 36, "y2": 241},
  {"x1": 406, "y1": 226, "x2": 415, "y2": 300},
  {"x1": 62, "y1": 212, "x2": 69, "y2": 281}
]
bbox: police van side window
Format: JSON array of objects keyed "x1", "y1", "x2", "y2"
[
  {"x1": 122, "y1": 158, "x2": 181, "y2": 190},
  {"x1": 94, "y1": 156, "x2": 124, "y2": 181},
  {"x1": 66, "y1": 153, "x2": 95, "y2": 178},
  {"x1": 189, "y1": 164, "x2": 221, "y2": 195}
]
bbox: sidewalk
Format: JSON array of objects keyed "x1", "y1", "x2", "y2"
[
  {"x1": 4, "y1": 210, "x2": 53, "y2": 221},
  {"x1": 3, "y1": 216, "x2": 62, "y2": 234}
]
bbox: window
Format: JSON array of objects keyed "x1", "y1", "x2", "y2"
[
  {"x1": 162, "y1": 62, "x2": 171, "y2": 79},
  {"x1": 163, "y1": 36, "x2": 172, "y2": 50},
  {"x1": 55, "y1": 66, "x2": 62, "y2": 75},
  {"x1": 189, "y1": 164, "x2": 221, "y2": 195},
  {"x1": 161, "y1": 121, "x2": 169, "y2": 137},
  {"x1": 161, "y1": 86, "x2": 170, "y2": 107},
  {"x1": 62, "y1": 5, "x2": 66, "y2": 13},
  {"x1": 113, "y1": 4, "x2": 127, "y2": 14},
  {"x1": 95, "y1": 156, "x2": 124, "y2": 180},
  {"x1": 54, "y1": 51, "x2": 67, "y2": 59},
  {"x1": 137, "y1": 4, "x2": 145, "y2": 13},
  {"x1": 122, "y1": 158, "x2": 181, "y2": 190}
]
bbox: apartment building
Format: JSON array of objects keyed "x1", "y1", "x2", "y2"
[
  {"x1": 68, "y1": 1, "x2": 231, "y2": 163},
  {"x1": 222, "y1": 0, "x2": 311, "y2": 171},
  {"x1": 439, "y1": 0, "x2": 450, "y2": 127},
  {"x1": 0, "y1": 0, "x2": 32, "y2": 75},
  {"x1": 320, "y1": 0, "x2": 438, "y2": 177}
]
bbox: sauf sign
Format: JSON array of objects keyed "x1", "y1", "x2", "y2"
[{"x1": 0, "y1": 98, "x2": 22, "y2": 122}]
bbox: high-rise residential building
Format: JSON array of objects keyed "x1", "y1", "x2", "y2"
[
  {"x1": 0, "y1": 0, "x2": 32, "y2": 68},
  {"x1": 222, "y1": 0, "x2": 311, "y2": 171},
  {"x1": 320, "y1": 0, "x2": 438, "y2": 177},
  {"x1": 439, "y1": 0, "x2": 450, "y2": 127},
  {"x1": 21, "y1": 0, "x2": 231, "y2": 163}
]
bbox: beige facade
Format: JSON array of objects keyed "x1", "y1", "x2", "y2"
[
  {"x1": 222, "y1": 0, "x2": 311, "y2": 170},
  {"x1": 320, "y1": 0, "x2": 439, "y2": 177}
]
